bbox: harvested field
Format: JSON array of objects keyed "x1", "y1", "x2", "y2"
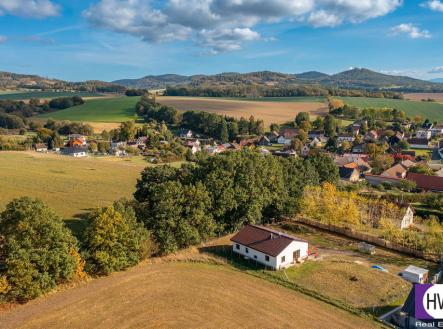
[
  {"x1": 0, "y1": 262, "x2": 377, "y2": 329},
  {"x1": 158, "y1": 96, "x2": 328, "y2": 125},
  {"x1": 405, "y1": 93, "x2": 443, "y2": 102}
]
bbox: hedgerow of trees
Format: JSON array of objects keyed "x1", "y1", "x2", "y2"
[{"x1": 136, "y1": 94, "x2": 265, "y2": 140}]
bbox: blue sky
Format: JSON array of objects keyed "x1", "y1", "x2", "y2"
[{"x1": 0, "y1": 0, "x2": 442, "y2": 82}]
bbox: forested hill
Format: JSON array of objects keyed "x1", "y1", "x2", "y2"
[
  {"x1": 0, "y1": 72, "x2": 125, "y2": 93},
  {"x1": 113, "y1": 68, "x2": 443, "y2": 93}
]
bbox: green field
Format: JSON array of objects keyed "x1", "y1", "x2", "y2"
[
  {"x1": 39, "y1": 96, "x2": 139, "y2": 122},
  {"x1": 0, "y1": 91, "x2": 104, "y2": 100},
  {"x1": 0, "y1": 152, "x2": 146, "y2": 219},
  {"x1": 339, "y1": 96, "x2": 443, "y2": 122}
]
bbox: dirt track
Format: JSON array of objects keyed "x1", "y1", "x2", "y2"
[{"x1": 0, "y1": 262, "x2": 376, "y2": 329}]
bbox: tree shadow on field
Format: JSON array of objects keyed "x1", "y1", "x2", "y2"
[{"x1": 64, "y1": 209, "x2": 93, "y2": 240}]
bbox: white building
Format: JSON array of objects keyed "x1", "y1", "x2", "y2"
[
  {"x1": 277, "y1": 135, "x2": 291, "y2": 145},
  {"x1": 416, "y1": 130, "x2": 432, "y2": 140},
  {"x1": 399, "y1": 206, "x2": 414, "y2": 230},
  {"x1": 62, "y1": 147, "x2": 88, "y2": 158},
  {"x1": 401, "y1": 265, "x2": 429, "y2": 284},
  {"x1": 230, "y1": 225, "x2": 309, "y2": 270}
]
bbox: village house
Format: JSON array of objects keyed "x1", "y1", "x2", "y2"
[
  {"x1": 266, "y1": 131, "x2": 279, "y2": 143},
  {"x1": 406, "y1": 173, "x2": 443, "y2": 192},
  {"x1": 277, "y1": 128, "x2": 299, "y2": 145},
  {"x1": 364, "y1": 130, "x2": 379, "y2": 142},
  {"x1": 337, "y1": 134, "x2": 355, "y2": 143},
  {"x1": 407, "y1": 138, "x2": 431, "y2": 149},
  {"x1": 257, "y1": 136, "x2": 272, "y2": 146},
  {"x1": 430, "y1": 125, "x2": 443, "y2": 137},
  {"x1": 381, "y1": 163, "x2": 408, "y2": 179},
  {"x1": 309, "y1": 136, "x2": 328, "y2": 148},
  {"x1": 67, "y1": 134, "x2": 87, "y2": 147},
  {"x1": 339, "y1": 167, "x2": 361, "y2": 182},
  {"x1": 61, "y1": 147, "x2": 88, "y2": 158},
  {"x1": 351, "y1": 143, "x2": 366, "y2": 154},
  {"x1": 34, "y1": 143, "x2": 48, "y2": 153},
  {"x1": 388, "y1": 132, "x2": 405, "y2": 146},
  {"x1": 179, "y1": 128, "x2": 193, "y2": 139},
  {"x1": 416, "y1": 129, "x2": 432, "y2": 140},
  {"x1": 308, "y1": 130, "x2": 325, "y2": 139},
  {"x1": 230, "y1": 225, "x2": 309, "y2": 270}
]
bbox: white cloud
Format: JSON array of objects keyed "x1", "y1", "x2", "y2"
[
  {"x1": 0, "y1": 0, "x2": 60, "y2": 18},
  {"x1": 422, "y1": 0, "x2": 443, "y2": 12},
  {"x1": 84, "y1": 0, "x2": 403, "y2": 53},
  {"x1": 390, "y1": 23, "x2": 432, "y2": 39},
  {"x1": 199, "y1": 28, "x2": 260, "y2": 53},
  {"x1": 429, "y1": 66, "x2": 443, "y2": 74},
  {"x1": 0, "y1": 35, "x2": 6, "y2": 43}
]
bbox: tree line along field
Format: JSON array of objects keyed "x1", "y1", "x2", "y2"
[
  {"x1": 0, "y1": 152, "x2": 146, "y2": 220},
  {"x1": 0, "y1": 90, "x2": 104, "y2": 100},
  {"x1": 338, "y1": 96, "x2": 443, "y2": 123}
]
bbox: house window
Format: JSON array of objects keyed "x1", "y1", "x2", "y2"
[
  {"x1": 245, "y1": 248, "x2": 249, "y2": 253},
  {"x1": 254, "y1": 255, "x2": 257, "y2": 259},
  {"x1": 281, "y1": 256, "x2": 285, "y2": 263},
  {"x1": 265, "y1": 255, "x2": 270, "y2": 262},
  {"x1": 235, "y1": 244, "x2": 240, "y2": 250}
]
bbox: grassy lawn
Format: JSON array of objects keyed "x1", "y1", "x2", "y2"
[
  {"x1": 0, "y1": 91, "x2": 104, "y2": 100},
  {"x1": 338, "y1": 96, "x2": 443, "y2": 122},
  {"x1": 39, "y1": 96, "x2": 140, "y2": 122}
]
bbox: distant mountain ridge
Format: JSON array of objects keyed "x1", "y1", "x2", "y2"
[
  {"x1": 0, "y1": 71, "x2": 125, "y2": 93},
  {"x1": 113, "y1": 68, "x2": 443, "y2": 92}
]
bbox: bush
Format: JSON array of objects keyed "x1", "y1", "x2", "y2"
[
  {"x1": 0, "y1": 198, "x2": 80, "y2": 301},
  {"x1": 82, "y1": 200, "x2": 150, "y2": 275}
]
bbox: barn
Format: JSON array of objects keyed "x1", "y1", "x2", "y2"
[{"x1": 230, "y1": 225, "x2": 309, "y2": 270}]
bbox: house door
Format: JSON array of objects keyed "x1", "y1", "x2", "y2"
[{"x1": 293, "y1": 250, "x2": 300, "y2": 262}]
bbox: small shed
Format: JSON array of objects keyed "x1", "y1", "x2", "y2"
[
  {"x1": 400, "y1": 265, "x2": 429, "y2": 284},
  {"x1": 358, "y1": 242, "x2": 376, "y2": 255}
]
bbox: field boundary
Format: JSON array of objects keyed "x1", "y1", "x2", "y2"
[{"x1": 289, "y1": 217, "x2": 439, "y2": 262}]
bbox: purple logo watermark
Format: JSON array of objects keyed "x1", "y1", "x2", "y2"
[{"x1": 416, "y1": 284, "x2": 443, "y2": 320}]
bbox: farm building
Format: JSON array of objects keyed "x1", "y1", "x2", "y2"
[
  {"x1": 400, "y1": 265, "x2": 428, "y2": 284},
  {"x1": 230, "y1": 225, "x2": 308, "y2": 270}
]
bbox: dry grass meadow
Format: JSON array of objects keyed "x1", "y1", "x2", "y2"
[
  {"x1": 0, "y1": 151, "x2": 147, "y2": 219},
  {"x1": 0, "y1": 261, "x2": 377, "y2": 329},
  {"x1": 405, "y1": 93, "x2": 443, "y2": 102},
  {"x1": 158, "y1": 96, "x2": 328, "y2": 125}
]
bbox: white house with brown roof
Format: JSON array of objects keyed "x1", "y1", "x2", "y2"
[{"x1": 230, "y1": 225, "x2": 309, "y2": 270}]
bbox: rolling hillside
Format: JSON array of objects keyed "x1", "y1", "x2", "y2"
[{"x1": 113, "y1": 68, "x2": 443, "y2": 92}]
